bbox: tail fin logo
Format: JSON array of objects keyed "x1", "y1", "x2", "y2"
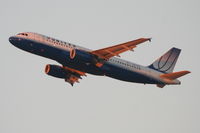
[
  {"x1": 155, "y1": 48, "x2": 179, "y2": 72},
  {"x1": 149, "y1": 48, "x2": 181, "y2": 73}
]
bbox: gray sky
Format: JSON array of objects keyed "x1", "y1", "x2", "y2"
[{"x1": 1, "y1": 0, "x2": 200, "y2": 133}]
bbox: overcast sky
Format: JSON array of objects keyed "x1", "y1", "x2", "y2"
[{"x1": 1, "y1": 0, "x2": 200, "y2": 133}]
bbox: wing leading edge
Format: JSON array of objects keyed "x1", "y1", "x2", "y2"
[{"x1": 90, "y1": 38, "x2": 151, "y2": 60}]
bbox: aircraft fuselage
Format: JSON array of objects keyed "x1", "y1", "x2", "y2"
[{"x1": 9, "y1": 32, "x2": 181, "y2": 86}]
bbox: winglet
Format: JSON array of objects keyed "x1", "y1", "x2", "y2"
[{"x1": 160, "y1": 70, "x2": 191, "y2": 80}]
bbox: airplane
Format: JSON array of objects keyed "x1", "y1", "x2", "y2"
[{"x1": 9, "y1": 32, "x2": 190, "y2": 88}]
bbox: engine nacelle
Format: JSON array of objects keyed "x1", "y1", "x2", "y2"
[
  {"x1": 69, "y1": 47, "x2": 76, "y2": 59},
  {"x1": 45, "y1": 64, "x2": 66, "y2": 79}
]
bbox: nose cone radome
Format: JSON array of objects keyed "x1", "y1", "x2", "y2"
[
  {"x1": 9, "y1": 36, "x2": 15, "y2": 45},
  {"x1": 9, "y1": 36, "x2": 21, "y2": 47}
]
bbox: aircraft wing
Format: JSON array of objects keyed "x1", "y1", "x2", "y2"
[{"x1": 90, "y1": 38, "x2": 151, "y2": 60}]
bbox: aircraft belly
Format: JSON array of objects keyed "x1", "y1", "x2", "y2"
[{"x1": 104, "y1": 63, "x2": 158, "y2": 84}]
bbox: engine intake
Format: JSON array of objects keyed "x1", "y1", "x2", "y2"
[{"x1": 70, "y1": 47, "x2": 76, "y2": 59}]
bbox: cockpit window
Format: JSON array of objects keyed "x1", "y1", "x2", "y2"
[{"x1": 17, "y1": 33, "x2": 28, "y2": 36}]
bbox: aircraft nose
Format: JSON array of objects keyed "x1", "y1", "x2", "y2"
[
  {"x1": 9, "y1": 36, "x2": 19, "y2": 46},
  {"x1": 9, "y1": 36, "x2": 15, "y2": 44}
]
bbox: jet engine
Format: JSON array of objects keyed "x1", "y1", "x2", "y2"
[
  {"x1": 45, "y1": 64, "x2": 66, "y2": 79},
  {"x1": 45, "y1": 64, "x2": 83, "y2": 86},
  {"x1": 69, "y1": 47, "x2": 76, "y2": 59}
]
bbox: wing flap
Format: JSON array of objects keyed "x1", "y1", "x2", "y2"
[
  {"x1": 63, "y1": 66, "x2": 87, "y2": 86},
  {"x1": 63, "y1": 66, "x2": 86, "y2": 76}
]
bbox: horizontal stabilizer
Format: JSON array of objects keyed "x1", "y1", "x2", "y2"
[{"x1": 160, "y1": 70, "x2": 191, "y2": 80}]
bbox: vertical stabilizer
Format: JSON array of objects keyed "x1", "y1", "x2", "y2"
[{"x1": 148, "y1": 47, "x2": 181, "y2": 73}]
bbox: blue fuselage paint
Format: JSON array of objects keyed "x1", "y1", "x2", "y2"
[{"x1": 9, "y1": 35, "x2": 162, "y2": 85}]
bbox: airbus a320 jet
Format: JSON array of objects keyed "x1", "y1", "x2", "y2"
[{"x1": 9, "y1": 32, "x2": 190, "y2": 88}]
